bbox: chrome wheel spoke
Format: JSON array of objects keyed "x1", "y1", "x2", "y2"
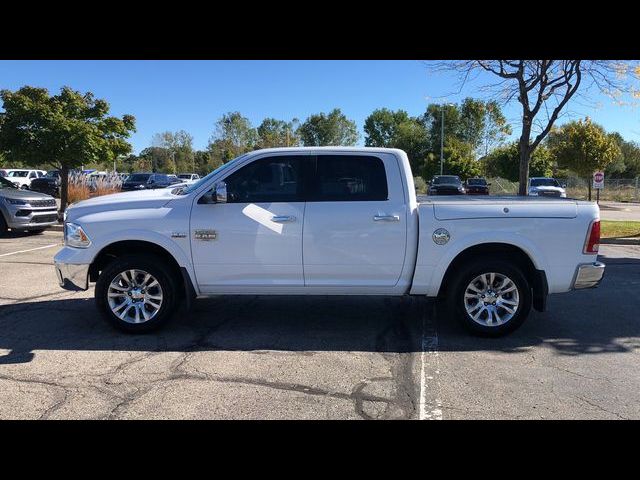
[
  {"x1": 464, "y1": 272, "x2": 519, "y2": 327},
  {"x1": 107, "y1": 268, "x2": 163, "y2": 324}
]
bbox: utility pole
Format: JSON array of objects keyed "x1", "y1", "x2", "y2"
[
  {"x1": 440, "y1": 108, "x2": 444, "y2": 175},
  {"x1": 440, "y1": 103, "x2": 455, "y2": 175}
]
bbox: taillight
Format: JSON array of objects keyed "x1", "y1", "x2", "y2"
[{"x1": 583, "y1": 220, "x2": 600, "y2": 254}]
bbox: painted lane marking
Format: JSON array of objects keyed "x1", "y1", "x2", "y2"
[
  {"x1": 0, "y1": 243, "x2": 60, "y2": 258},
  {"x1": 419, "y1": 301, "x2": 442, "y2": 420}
]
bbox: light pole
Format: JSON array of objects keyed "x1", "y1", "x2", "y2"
[{"x1": 440, "y1": 103, "x2": 454, "y2": 175}]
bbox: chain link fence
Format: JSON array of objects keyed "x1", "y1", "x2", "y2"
[{"x1": 486, "y1": 177, "x2": 640, "y2": 202}]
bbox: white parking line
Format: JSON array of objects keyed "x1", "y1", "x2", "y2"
[
  {"x1": 419, "y1": 302, "x2": 442, "y2": 420},
  {"x1": 0, "y1": 243, "x2": 60, "y2": 257}
]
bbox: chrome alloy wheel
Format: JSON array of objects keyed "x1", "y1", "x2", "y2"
[
  {"x1": 107, "y1": 269, "x2": 163, "y2": 324},
  {"x1": 463, "y1": 272, "x2": 520, "y2": 327}
]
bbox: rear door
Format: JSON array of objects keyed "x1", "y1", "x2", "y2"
[{"x1": 303, "y1": 153, "x2": 408, "y2": 288}]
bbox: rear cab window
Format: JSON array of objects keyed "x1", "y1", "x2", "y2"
[{"x1": 310, "y1": 155, "x2": 388, "y2": 202}]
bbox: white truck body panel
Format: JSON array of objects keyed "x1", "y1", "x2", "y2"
[{"x1": 55, "y1": 147, "x2": 600, "y2": 303}]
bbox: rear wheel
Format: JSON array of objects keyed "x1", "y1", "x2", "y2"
[
  {"x1": 95, "y1": 254, "x2": 178, "y2": 333},
  {"x1": 0, "y1": 215, "x2": 7, "y2": 236},
  {"x1": 447, "y1": 257, "x2": 532, "y2": 337}
]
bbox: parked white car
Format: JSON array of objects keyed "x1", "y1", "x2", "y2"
[
  {"x1": 6, "y1": 169, "x2": 47, "y2": 189},
  {"x1": 528, "y1": 177, "x2": 567, "y2": 198},
  {"x1": 177, "y1": 173, "x2": 200, "y2": 183},
  {"x1": 54, "y1": 147, "x2": 604, "y2": 336}
]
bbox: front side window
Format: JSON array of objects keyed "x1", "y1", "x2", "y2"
[
  {"x1": 311, "y1": 155, "x2": 388, "y2": 201},
  {"x1": 224, "y1": 155, "x2": 303, "y2": 203}
]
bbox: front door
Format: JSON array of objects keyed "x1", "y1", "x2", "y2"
[{"x1": 190, "y1": 155, "x2": 306, "y2": 293}]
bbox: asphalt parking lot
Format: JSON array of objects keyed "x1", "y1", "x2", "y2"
[{"x1": 1, "y1": 229, "x2": 639, "y2": 419}]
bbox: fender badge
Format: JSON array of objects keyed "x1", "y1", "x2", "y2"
[{"x1": 433, "y1": 228, "x2": 450, "y2": 245}]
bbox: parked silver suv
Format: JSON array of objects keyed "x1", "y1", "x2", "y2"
[{"x1": 0, "y1": 176, "x2": 58, "y2": 235}]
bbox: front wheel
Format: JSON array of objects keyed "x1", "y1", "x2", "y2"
[
  {"x1": 447, "y1": 258, "x2": 532, "y2": 337},
  {"x1": 95, "y1": 254, "x2": 178, "y2": 333}
]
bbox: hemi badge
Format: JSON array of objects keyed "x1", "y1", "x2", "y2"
[{"x1": 171, "y1": 232, "x2": 187, "y2": 238}]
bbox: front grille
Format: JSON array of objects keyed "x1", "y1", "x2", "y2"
[
  {"x1": 539, "y1": 191, "x2": 561, "y2": 197},
  {"x1": 33, "y1": 214, "x2": 58, "y2": 223},
  {"x1": 29, "y1": 199, "x2": 57, "y2": 207}
]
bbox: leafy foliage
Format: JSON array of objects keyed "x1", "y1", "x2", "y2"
[
  {"x1": 364, "y1": 108, "x2": 430, "y2": 173},
  {"x1": 298, "y1": 108, "x2": 359, "y2": 146},
  {"x1": 483, "y1": 142, "x2": 554, "y2": 181},
  {"x1": 548, "y1": 118, "x2": 621, "y2": 177},
  {"x1": 257, "y1": 118, "x2": 301, "y2": 148},
  {"x1": 207, "y1": 112, "x2": 258, "y2": 164},
  {"x1": 0, "y1": 86, "x2": 135, "y2": 210}
]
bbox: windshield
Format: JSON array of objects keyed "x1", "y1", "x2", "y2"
[
  {"x1": 433, "y1": 176, "x2": 461, "y2": 185},
  {"x1": 127, "y1": 174, "x2": 151, "y2": 182},
  {"x1": 530, "y1": 178, "x2": 559, "y2": 187},
  {"x1": 0, "y1": 176, "x2": 17, "y2": 189},
  {"x1": 44, "y1": 171, "x2": 60, "y2": 178},
  {"x1": 8, "y1": 171, "x2": 29, "y2": 177},
  {"x1": 467, "y1": 178, "x2": 487, "y2": 186},
  {"x1": 177, "y1": 174, "x2": 192, "y2": 179},
  {"x1": 180, "y1": 154, "x2": 251, "y2": 195}
]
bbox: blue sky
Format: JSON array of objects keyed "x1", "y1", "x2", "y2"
[{"x1": 1, "y1": 60, "x2": 638, "y2": 154}]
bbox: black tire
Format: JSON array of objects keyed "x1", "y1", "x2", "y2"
[
  {"x1": 95, "y1": 254, "x2": 178, "y2": 333},
  {"x1": 0, "y1": 215, "x2": 7, "y2": 236},
  {"x1": 446, "y1": 257, "x2": 532, "y2": 337}
]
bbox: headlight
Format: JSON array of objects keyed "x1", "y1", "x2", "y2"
[
  {"x1": 135, "y1": 184, "x2": 146, "y2": 189},
  {"x1": 529, "y1": 189, "x2": 538, "y2": 196},
  {"x1": 64, "y1": 222, "x2": 91, "y2": 248},
  {"x1": 4, "y1": 197, "x2": 28, "y2": 205}
]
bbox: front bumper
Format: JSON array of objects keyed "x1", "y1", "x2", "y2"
[
  {"x1": 7, "y1": 211, "x2": 58, "y2": 229},
  {"x1": 572, "y1": 261, "x2": 606, "y2": 289},
  {"x1": 55, "y1": 261, "x2": 90, "y2": 291}
]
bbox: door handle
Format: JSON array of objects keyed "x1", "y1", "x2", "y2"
[
  {"x1": 373, "y1": 215, "x2": 400, "y2": 222},
  {"x1": 271, "y1": 215, "x2": 296, "y2": 223}
]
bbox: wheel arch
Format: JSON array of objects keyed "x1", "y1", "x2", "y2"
[
  {"x1": 89, "y1": 239, "x2": 196, "y2": 306},
  {"x1": 437, "y1": 242, "x2": 548, "y2": 312}
]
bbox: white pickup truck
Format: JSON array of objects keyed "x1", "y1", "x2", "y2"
[{"x1": 54, "y1": 147, "x2": 605, "y2": 336}]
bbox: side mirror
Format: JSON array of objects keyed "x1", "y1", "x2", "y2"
[
  {"x1": 561, "y1": 184, "x2": 567, "y2": 188},
  {"x1": 198, "y1": 181, "x2": 227, "y2": 205},
  {"x1": 487, "y1": 183, "x2": 492, "y2": 186},
  {"x1": 214, "y1": 181, "x2": 227, "y2": 203}
]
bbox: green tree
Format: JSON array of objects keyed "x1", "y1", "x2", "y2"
[
  {"x1": 420, "y1": 138, "x2": 482, "y2": 181},
  {"x1": 609, "y1": 132, "x2": 640, "y2": 178},
  {"x1": 483, "y1": 142, "x2": 554, "y2": 181},
  {"x1": 138, "y1": 147, "x2": 173, "y2": 173},
  {"x1": 422, "y1": 98, "x2": 511, "y2": 159},
  {"x1": 152, "y1": 130, "x2": 195, "y2": 173},
  {"x1": 298, "y1": 108, "x2": 359, "y2": 146},
  {"x1": 364, "y1": 108, "x2": 429, "y2": 174},
  {"x1": 432, "y1": 61, "x2": 640, "y2": 195},
  {"x1": 0, "y1": 86, "x2": 135, "y2": 211},
  {"x1": 207, "y1": 112, "x2": 257, "y2": 164},
  {"x1": 548, "y1": 118, "x2": 621, "y2": 200},
  {"x1": 257, "y1": 118, "x2": 301, "y2": 148},
  {"x1": 194, "y1": 150, "x2": 223, "y2": 176}
]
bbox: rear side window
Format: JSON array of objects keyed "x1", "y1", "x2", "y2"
[
  {"x1": 311, "y1": 155, "x2": 388, "y2": 201},
  {"x1": 224, "y1": 155, "x2": 304, "y2": 203}
]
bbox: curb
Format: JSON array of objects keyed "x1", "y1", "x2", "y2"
[{"x1": 601, "y1": 237, "x2": 640, "y2": 246}]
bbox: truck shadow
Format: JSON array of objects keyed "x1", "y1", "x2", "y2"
[
  {"x1": 0, "y1": 295, "x2": 428, "y2": 364},
  {"x1": 0, "y1": 251, "x2": 638, "y2": 364}
]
